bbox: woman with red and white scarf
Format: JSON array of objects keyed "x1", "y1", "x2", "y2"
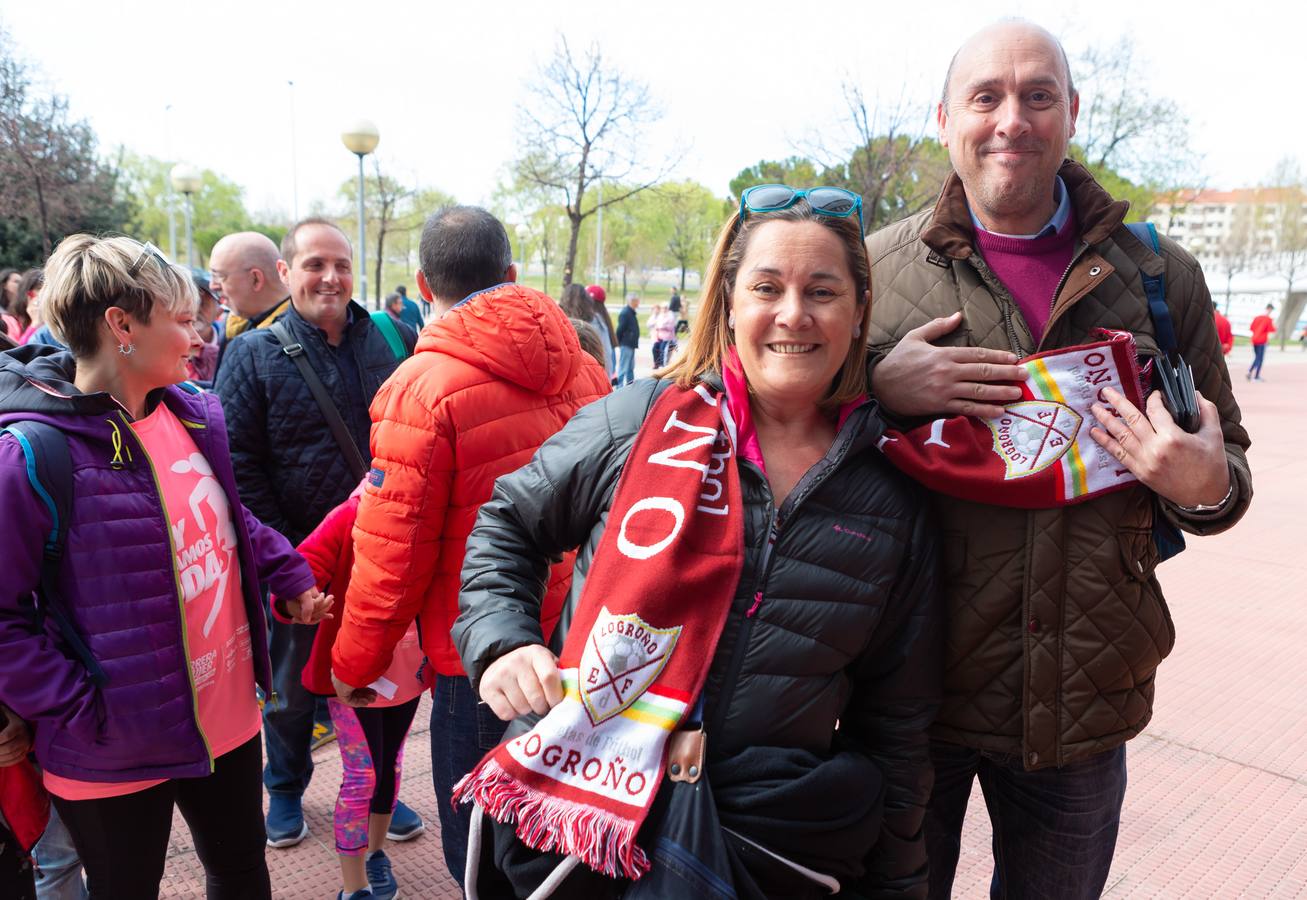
[{"x1": 452, "y1": 188, "x2": 943, "y2": 899}]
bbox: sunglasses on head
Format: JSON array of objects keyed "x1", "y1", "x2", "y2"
[
  {"x1": 738, "y1": 185, "x2": 864, "y2": 236},
  {"x1": 128, "y1": 241, "x2": 171, "y2": 278}
]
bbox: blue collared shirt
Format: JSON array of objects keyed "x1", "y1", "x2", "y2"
[{"x1": 970, "y1": 176, "x2": 1071, "y2": 239}]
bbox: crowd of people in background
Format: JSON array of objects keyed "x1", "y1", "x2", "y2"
[{"x1": 0, "y1": 18, "x2": 1259, "y2": 900}]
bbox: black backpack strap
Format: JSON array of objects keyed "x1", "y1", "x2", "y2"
[
  {"x1": 1125, "y1": 222, "x2": 1178, "y2": 356},
  {"x1": 1, "y1": 422, "x2": 108, "y2": 685},
  {"x1": 268, "y1": 321, "x2": 369, "y2": 482}
]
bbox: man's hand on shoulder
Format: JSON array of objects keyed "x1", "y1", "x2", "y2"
[
  {"x1": 873, "y1": 312, "x2": 1026, "y2": 419},
  {"x1": 1090, "y1": 387, "x2": 1231, "y2": 508}
]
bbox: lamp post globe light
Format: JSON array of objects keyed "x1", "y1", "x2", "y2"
[
  {"x1": 169, "y1": 163, "x2": 202, "y2": 267},
  {"x1": 341, "y1": 120, "x2": 380, "y2": 307}
]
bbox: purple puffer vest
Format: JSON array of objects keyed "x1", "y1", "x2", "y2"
[{"x1": 0, "y1": 377, "x2": 314, "y2": 783}]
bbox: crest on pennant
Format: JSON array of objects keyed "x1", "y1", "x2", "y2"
[
  {"x1": 580, "y1": 607, "x2": 681, "y2": 726},
  {"x1": 987, "y1": 400, "x2": 1083, "y2": 480}
]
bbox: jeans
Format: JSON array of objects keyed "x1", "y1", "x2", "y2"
[
  {"x1": 262, "y1": 618, "x2": 318, "y2": 799},
  {"x1": 431, "y1": 673, "x2": 507, "y2": 887},
  {"x1": 924, "y1": 740, "x2": 1127, "y2": 900},
  {"x1": 54, "y1": 735, "x2": 270, "y2": 899},
  {"x1": 617, "y1": 345, "x2": 636, "y2": 386},
  {"x1": 33, "y1": 803, "x2": 86, "y2": 899},
  {"x1": 1249, "y1": 342, "x2": 1267, "y2": 377}
]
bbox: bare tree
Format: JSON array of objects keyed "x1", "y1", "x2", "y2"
[
  {"x1": 366, "y1": 160, "x2": 416, "y2": 305},
  {"x1": 515, "y1": 37, "x2": 672, "y2": 286},
  {"x1": 844, "y1": 84, "x2": 950, "y2": 231},
  {"x1": 808, "y1": 83, "x2": 951, "y2": 234},
  {"x1": 1259, "y1": 160, "x2": 1307, "y2": 348},
  {"x1": 1213, "y1": 200, "x2": 1259, "y2": 314},
  {"x1": 0, "y1": 27, "x2": 124, "y2": 260},
  {"x1": 1072, "y1": 37, "x2": 1201, "y2": 192}
]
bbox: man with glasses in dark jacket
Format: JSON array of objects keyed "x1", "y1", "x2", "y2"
[{"x1": 215, "y1": 218, "x2": 420, "y2": 850}]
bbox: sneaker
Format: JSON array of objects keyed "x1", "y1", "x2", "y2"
[
  {"x1": 311, "y1": 720, "x2": 337, "y2": 751},
  {"x1": 385, "y1": 801, "x2": 425, "y2": 842},
  {"x1": 338, "y1": 891, "x2": 374, "y2": 900},
  {"x1": 265, "y1": 794, "x2": 309, "y2": 848},
  {"x1": 365, "y1": 849, "x2": 399, "y2": 900}
]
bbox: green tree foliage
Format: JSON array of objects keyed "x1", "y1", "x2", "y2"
[
  {"x1": 657, "y1": 180, "x2": 728, "y2": 290},
  {"x1": 118, "y1": 152, "x2": 285, "y2": 268},
  {"x1": 0, "y1": 26, "x2": 129, "y2": 265},
  {"x1": 728, "y1": 157, "x2": 821, "y2": 202}
]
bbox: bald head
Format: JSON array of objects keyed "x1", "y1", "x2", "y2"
[
  {"x1": 942, "y1": 20, "x2": 1074, "y2": 105},
  {"x1": 209, "y1": 232, "x2": 286, "y2": 318}
]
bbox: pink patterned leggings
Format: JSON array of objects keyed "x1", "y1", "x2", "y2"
[{"x1": 327, "y1": 696, "x2": 420, "y2": 855}]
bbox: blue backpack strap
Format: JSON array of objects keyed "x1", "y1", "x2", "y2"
[
  {"x1": 1, "y1": 422, "x2": 108, "y2": 685},
  {"x1": 1122, "y1": 224, "x2": 1188, "y2": 563},
  {"x1": 1125, "y1": 222, "x2": 1178, "y2": 356}
]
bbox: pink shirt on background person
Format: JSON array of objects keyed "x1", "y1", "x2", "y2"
[
  {"x1": 367, "y1": 622, "x2": 430, "y2": 708},
  {"x1": 44, "y1": 404, "x2": 260, "y2": 801},
  {"x1": 651, "y1": 310, "x2": 676, "y2": 342}
]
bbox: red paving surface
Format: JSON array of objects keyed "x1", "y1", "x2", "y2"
[{"x1": 158, "y1": 344, "x2": 1307, "y2": 898}]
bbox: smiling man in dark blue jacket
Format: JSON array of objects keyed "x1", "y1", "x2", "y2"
[{"x1": 214, "y1": 217, "x2": 417, "y2": 849}]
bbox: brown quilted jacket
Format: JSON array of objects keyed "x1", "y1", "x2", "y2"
[{"x1": 865, "y1": 160, "x2": 1252, "y2": 769}]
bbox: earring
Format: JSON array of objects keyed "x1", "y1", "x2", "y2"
[
  {"x1": 117, "y1": 342, "x2": 136, "y2": 357},
  {"x1": 727, "y1": 312, "x2": 736, "y2": 329},
  {"x1": 853, "y1": 324, "x2": 862, "y2": 339}
]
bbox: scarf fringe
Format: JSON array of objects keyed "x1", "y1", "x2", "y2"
[{"x1": 455, "y1": 759, "x2": 652, "y2": 881}]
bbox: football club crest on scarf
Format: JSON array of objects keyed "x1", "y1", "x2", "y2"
[
  {"x1": 878, "y1": 331, "x2": 1147, "y2": 508},
  {"x1": 454, "y1": 382, "x2": 744, "y2": 881}
]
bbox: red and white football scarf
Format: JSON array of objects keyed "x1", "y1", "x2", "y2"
[
  {"x1": 879, "y1": 331, "x2": 1146, "y2": 508},
  {"x1": 454, "y1": 383, "x2": 744, "y2": 880}
]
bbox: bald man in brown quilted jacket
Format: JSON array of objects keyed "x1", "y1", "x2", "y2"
[{"x1": 864, "y1": 20, "x2": 1251, "y2": 899}]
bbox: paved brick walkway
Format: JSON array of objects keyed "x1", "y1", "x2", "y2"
[{"x1": 159, "y1": 345, "x2": 1307, "y2": 898}]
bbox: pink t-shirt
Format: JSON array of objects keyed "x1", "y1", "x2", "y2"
[
  {"x1": 45, "y1": 404, "x2": 260, "y2": 800},
  {"x1": 368, "y1": 623, "x2": 431, "y2": 708}
]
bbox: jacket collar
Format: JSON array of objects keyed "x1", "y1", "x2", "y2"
[
  {"x1": 920, "y1": 159, "x2": 1131, "y2": 260},
  {"x1": 285, "y1": 298, "x2": 370, "y2": 342}
]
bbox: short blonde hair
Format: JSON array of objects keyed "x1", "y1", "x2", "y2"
[
  {"x1": 42, "y1": 234, "x2": 197, "y2": 358},
  {"x1": 658, "y1": 201, "x2": 871, "y2": 410}
]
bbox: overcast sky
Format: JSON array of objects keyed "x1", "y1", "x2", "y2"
[{"x1": 2, "y1": 0, "x2": 1304, "y2": 222}]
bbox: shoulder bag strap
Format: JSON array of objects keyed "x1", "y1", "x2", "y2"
[
  {"x1": 268, "y1": 321, "x2": 368, "y2": 481},
  {"x1": 1125, "y1": 222, "x2": 1177, "y2": 356},
  {"x1": 369, "y1": 310, "x2": 408, "y2": 361}
]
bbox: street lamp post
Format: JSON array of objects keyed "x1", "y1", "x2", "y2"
[
  {"x1": 169, "y1": 163, "x2": 202, "y2": 267},
  {"x1": 341, "y1": 120, "x2": 380, "y2": 307}
]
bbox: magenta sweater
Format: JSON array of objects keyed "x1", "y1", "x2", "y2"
[{"x1": 973, "y1": 216, "x2": 1077, "y2": 341}]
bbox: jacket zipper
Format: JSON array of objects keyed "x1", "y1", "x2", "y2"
[
  {"x1": 118, "y1": 411, "x2": 215, "y2": 772},
  {"x1": 968, "y1": 255, "x2": 1027, "y2": 356},
  {"x1": 1039, "y1": 241, "x2": 1092, "y2": 350},
  {"x1": 177, "y1": 412, "x2": 278, "y2": 708},
  {"x1": 705, "y1": 419, "x2": 864, "y2": 741}
]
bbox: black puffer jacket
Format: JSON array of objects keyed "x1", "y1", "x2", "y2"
[
  {"x1": 214, "y1": 300, "x2": 413, "y2": 544},
  {"x1": 455, "y1": 378, "x2": 943, "y2": 896}
]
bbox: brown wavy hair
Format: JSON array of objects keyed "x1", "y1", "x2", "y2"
[{"x1": 657, "y1": 199, "x2": 870, "y2": 410}]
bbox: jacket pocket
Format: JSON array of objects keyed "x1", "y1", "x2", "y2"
[{"x1": 1117, "y1": 525, "x2": 1159, "y2": 583}]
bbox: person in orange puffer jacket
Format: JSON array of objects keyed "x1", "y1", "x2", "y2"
[{"x1": 329, "y1": 207, "x2": 611, "y2": 886}]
